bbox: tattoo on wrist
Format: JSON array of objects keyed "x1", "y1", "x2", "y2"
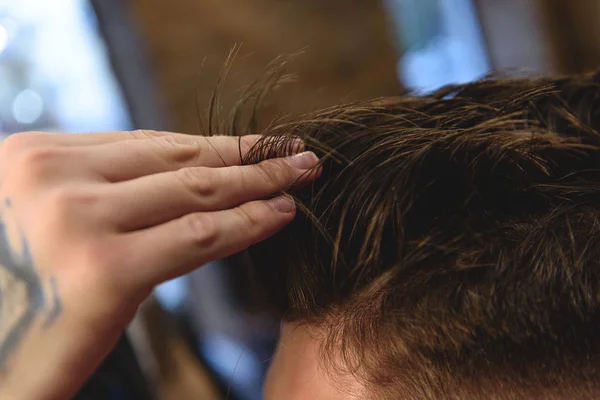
[{"x1": 0, "y1": 197, "x2": 62, "y2": 370}]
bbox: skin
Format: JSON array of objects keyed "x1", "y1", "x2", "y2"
[
  {"x1": 264, "y1": 323, "x2": 366, "y2": 400},
  {"x1": 0, "y1": 130, "x2": 320, "y2": 400}
]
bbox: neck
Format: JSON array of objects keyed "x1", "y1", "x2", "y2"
[
  {"x1": 263, "y1": 323, "x2": 600, "y2": 400},
  {"x1": 263, "y1": 323, "x2": 366, "y2": 400}
]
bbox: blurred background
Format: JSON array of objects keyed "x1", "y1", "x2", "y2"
[{"x1": 1, "y1": 0, "x2": 600, "y2": 398}]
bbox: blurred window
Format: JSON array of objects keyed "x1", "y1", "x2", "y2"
[
  {"x1": 0, "y1": 0, "x2": 131, "y2": 137},
  {"x1": 385, "y1": 0, "x2": 490, "y2": 92}
]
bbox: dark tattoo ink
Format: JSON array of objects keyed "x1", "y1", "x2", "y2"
[
  {"x1": 0, "y1": 197, "x2": 61, "y2": 369},
  {"x1": 43, "y1": 276, "x2": 62, "y2": 329}
]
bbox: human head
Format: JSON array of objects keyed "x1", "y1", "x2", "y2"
[{"x1": 243, "y1": 71, "x2": 600, "y2": 399}]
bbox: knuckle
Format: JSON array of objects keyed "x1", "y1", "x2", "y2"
[
  {"x1": 177, "y1": 167, "x2": 217, "y2": 198},
  {"x1": 19, "y1": 147, "x2": 57, "y2": 166},
  {"x1": 157, "y1": 135, "x2": 181, "y2": 149},
  {"x1": 47, "y1": 189, "x2": 75, "y2": 218},
  {"x1": 154, "y1": 136, "x2": 199, "y2": 165},
  {"x1": 130, "y1": 129, "x2": 164, "y2": 140},
  {"x1": 236, "y1": 205, "x2": 261, "y2": 228},
  {"x1": 184, "y1": 213, "x2": 218, "y2": 248},
  {"x1": 13, "y1": 147, "x2": 63, "y2": 179},
  {"x1": 47, "y1": 186, "x2": 97, "y2": 217},
  {"x1": 1, "y1": 132, "x2": 43, "y2": 157},
  {"x1": 149, "y1": 134, "x2": 182, "y2": 152},
  {"x1": 233, "y1": 206, "x2": 267, "y2": 248},
  {"x1": 240, "y1": 135, "x2": 258, "y2": 153},
  {"x1": 257, "y1": 159, "x2": 296, "y2": 187}
]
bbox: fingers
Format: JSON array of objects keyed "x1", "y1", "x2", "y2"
[
  {"x1": 4, "y1": 130, "x2": 174, "y2": 149},
  {"x1": 120, "y1": 195, "x2": 296, "y2": 285},
  {"x1": 81, "y1": 134, "x2": 271, "y2": 181},
  {"x1": 2, "y1": 130, "x2": 304, "y2": 182},
  {"x1": 0, "y1": 131, "x2": 263, "y2": 181},
  {"x1": 64, "y1": 130, "x2": 175, "y2": 145},
  {"x1": 107, "y1": 151, "x2": 320, "y2": 230}
]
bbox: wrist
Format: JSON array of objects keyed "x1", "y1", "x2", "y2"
[{"x1": 0, "y1": 303, "x2": 125, "y2": 400}]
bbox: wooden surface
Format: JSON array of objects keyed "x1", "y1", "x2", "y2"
[
  {"x1": 475, "y1": 0, "x2": 555, "y2": 73},
  {"x1": 129, "y1": 0, "x2": 402, "y2": 134},
  {"x1": 538, "y1": 0, "x2": 600, "y2": 74}
]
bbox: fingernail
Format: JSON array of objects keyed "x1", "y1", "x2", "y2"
[
  {"x1": 286, "y1": 151, "x2": 319, "y2": 169},
  {"x1": 269, "y1": 195, "x2": 296, "y2": 214}
]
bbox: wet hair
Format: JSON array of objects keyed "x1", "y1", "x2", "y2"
[{"x1": 235, "y1": 70, "x2": 600, "y2": 399}]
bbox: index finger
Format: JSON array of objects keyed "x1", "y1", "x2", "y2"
[
  {"x1": 21, "y1": 129, "x2": 245, "y2": 148},
  {"x1": 83, "y1": 133, "x2": 304, "y2": 181}
]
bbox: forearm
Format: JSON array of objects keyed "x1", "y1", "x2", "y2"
[
  {"x1": 0, "y1": 289, "x2": 135, "y2": 400},
  {"x1": 2, "y1": 317, "x2": 99, "y2": 399}
]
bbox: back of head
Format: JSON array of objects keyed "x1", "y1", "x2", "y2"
[{"x1": 243, "y1": 71, "x2": 600, "y2": 399}]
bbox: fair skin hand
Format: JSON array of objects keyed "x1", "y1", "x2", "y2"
[{"x1": 0, "y1": 130, "x2": 319, "y2": 400}]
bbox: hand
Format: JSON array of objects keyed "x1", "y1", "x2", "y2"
[{"x1": 0, "y1": 130, "x2": 319, "y2": 400}]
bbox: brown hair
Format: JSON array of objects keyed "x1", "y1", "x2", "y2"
[{"x1": 235, "y1": 70, "x2": 600, "y2": 399}]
